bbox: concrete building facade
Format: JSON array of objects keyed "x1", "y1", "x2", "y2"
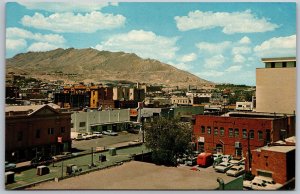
[
  {"x1": 71, "y1": 109, "x2": 131, "y2": 133},
  {"x1": 256, "y1": 57, "x2": 296, "y2": 114}
]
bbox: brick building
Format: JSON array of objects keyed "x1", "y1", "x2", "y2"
[
  {"x1": 251, "y1": 141, "x2": 295, "y2": 184},
  {"x1": 5, "y1": 104, "x2": 72, "y2": 162},
  {"x1": 192, "y1": 112, "x2": 295, "y2": 159}
]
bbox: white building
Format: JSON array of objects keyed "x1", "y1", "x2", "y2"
[{"x1": 71, "y1": 109, "x2": 131, "y2": 133}]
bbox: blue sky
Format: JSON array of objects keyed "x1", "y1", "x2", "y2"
[{"x1": 5, "y1": 2, "x2": 296, "y2": 86}]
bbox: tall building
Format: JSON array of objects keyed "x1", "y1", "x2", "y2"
[{"x1": 256, "y1": 57, "x2": 296, "y2": 114}]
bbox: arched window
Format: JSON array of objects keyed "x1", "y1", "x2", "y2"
[{"x1": 249, "y1": 130, "x2": 254, "y2": 139}]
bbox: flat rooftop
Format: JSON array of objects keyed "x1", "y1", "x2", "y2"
[
  {"x1": 261, "y1": 57, "x2": 296, "y2": 62},
  {"x1": 5, "y1": 103, "x2": 60, "y2": 113},
  {"x1": 256, "y1": 146, "x2": 295, "y2": 153}
]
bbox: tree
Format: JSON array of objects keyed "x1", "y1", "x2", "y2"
[{"x1": 144, "y1": 117, "x2": 192, "y2": 166}]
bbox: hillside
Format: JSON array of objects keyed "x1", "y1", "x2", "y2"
[{"x1": 6, "y1": 48, "x2": 214, "y2": 88}]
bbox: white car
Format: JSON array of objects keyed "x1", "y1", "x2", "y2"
[
  {"x1": 221, "y1": 155, "x2": 232, "y2": 162},
  {"x1": 252, "y1": 176, "x2": 280, "y2": 190},
  {"x1": 92, "y1": 132, "x2": 103, "y2": 138},
  {"x1": 213, "y1": 154, "x2": 223, "y2": 161},
  {"x1": 214, "y1": 162, "x2": 233, "y2": 173},
  {"x1": 103, "y1": 130, "x2": 118, "y2": 136},
  {"x1": 226, "y1": 165, "x2": 245, "y2": 177}
]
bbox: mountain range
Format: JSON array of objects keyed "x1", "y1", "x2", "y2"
[{"x1": 6, "y1": 48, "x2": 214, "y2": 88}]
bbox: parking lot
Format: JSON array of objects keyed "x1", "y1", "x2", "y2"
[
  {"x1": 29, "y1": 161, "x2": 237, "y2": 190},
  {"x1": 72, "y1": 131, "x2": 142, "y2": 152}
]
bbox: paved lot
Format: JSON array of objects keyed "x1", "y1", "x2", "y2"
[
  {"x1": 28, "y1": 161, "x2": 236, "y2": 190},
  {"x1": 72, "y1": 132, "x2": 142, "y2": 152}
]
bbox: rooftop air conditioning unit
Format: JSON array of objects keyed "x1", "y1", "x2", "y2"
[{"x1": 235, "y1": 142, "x2": 241, "y2": 148}]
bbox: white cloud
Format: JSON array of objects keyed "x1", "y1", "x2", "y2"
[
  {"x1": 233, "y1": 54, "x2": 246, "y2": 63},
  {"x1": 178, "y1": 53, "x2": 197, "y2": 63},
  {"x1": 18, "y1": 2, "x2": 114, "y2": 12},
  {"x1": 7, "y1": 27, "x2": 65, "y2": 44},
  {"x1": 204, "y1": 55, "x2": 225, "y2": 69},
  {"x1": 239, "y1": 36, "x2": 251, "y2": 44},
  {"x1": 94, "y1": 30, "x2": 179, "y2": 61},
  {"x1": 254, "y1": 35, "x2": 296, "y2": 57},
  {"x1": 232, "y1": 46, "x2": 251, "y2": 55},
  {"x1": 175, "y1": 10, "x2": 278, "y2": 34},
  {"x1": 225, "y1": 65, "x2": 242, "y2": 72},
  {"x1": 196, "y1": 70, "x2": 224, "y2": 78},
  {"x1": 21, "y1": 11, "x2": 126, "y2": 33},
  {"x1": 27, "y1": 42, "x2": 61, "y2": 52},
  {"x1": 196, "y1": 41, "x2": 231, "y2": 54},
  {"x1": 6, "y1": 39, "x2": 27, "y2": 50}
]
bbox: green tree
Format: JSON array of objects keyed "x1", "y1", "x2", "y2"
[{"x1": 144, "y1": 117, "x2": 192, "y2": 166}]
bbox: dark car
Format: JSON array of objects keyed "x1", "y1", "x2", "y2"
[
  {"x1": 31, "y1": 155, "x2": 53, "y2": 167},
  {"x1": 5, "y1": 161, "x2": 16, "y2": 171}
]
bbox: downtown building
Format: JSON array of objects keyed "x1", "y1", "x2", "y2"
[{"x1": 5, "y1": 104, "x2": 72, "y2": 162}]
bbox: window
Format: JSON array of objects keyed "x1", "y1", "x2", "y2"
[
  {"x1": 266, "y1": 129, "x2": 271, "y2": 143},
  {"x1": 214, "y1": 127, "x2": 218, "y2": 136},
  {"x1": 229, "y1": 128, "x2": 233, "y2": 137},
  {"x1": 207, "y1": 126, "x2": 211, "y2": 134},
  {"x1": 220, "y1": 127, "x2": 224, "y2": 136},
  {"x1": 36, "y1": 129, "x2": 40, "y2": 138},
  {"x1": 242, "y1": 129, "x2": 247, "y2": 138},
  {"x1": 282, "y1": 62, "x2": 287, "y2": 68},
  {"x1": 258, "y1": 131, "x2": 263, "y2": 140},
  {"x1": 201, "y1": 126, "x2": 205, "y2": 134},
  {"x1": 79, "y1": 122, "x2": 86, "y2": 127},
  {"x1": 71, "y1": 123, "x2": 74, "y2": 128},
  {"x1": 17, "y1": 131, "x2": 23, "y2": 141},
  {"x1": 61, "y1": 127, "x2": 65, "y2": 133},
  {"x1": 249, "y1": 130, "x2": 254, "y2": 139},
  {"x1": 271, "y1": 62, "x2": 275, "y2": 68},
  {"x1": 48, "y1": 128, "x2": 54, "y2": 135},
  {"x1": 234, "y1": 128, "x2": 239, "y2": 138}
]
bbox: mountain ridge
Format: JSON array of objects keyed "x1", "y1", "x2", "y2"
[{"x1": 6, "y1": 48, "x2": 214, "y2": 88}]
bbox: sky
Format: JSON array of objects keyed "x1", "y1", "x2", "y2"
[{"x1": 5, "y1": 2, "x2": 296, "y2": 86}]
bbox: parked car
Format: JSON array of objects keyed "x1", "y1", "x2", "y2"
[
  {"x1": 252, "y1": 176, "x2": 278, "y2": 189},
  {"x1": 31, "y1": 155, "x2": 53, "y2": 167},
  {"x1": 185, "y1": 157, "x2": 197, "y2": 166},
  {"x1": 213, "y1": 154, "x2": 223, "y2": 161},
  {"x1": 229, "y1": 157, "x2": 245, "y2": 165},
  {"x1": 52, "y1": 152, "x2": 73, "y2": 162},
  {"x1": 226, "y1": 165, "x2": 245, "y2": 177},
  {"x1": 5, "y1": 161, "x2": 16, "y2": 171},
  {"x1": 92, "y1": 132, "x2": 103, "y2": 138},
  {"x1": 82, "y1": 133, "x2": 93, "y2": 140},
  {"x1": 103, "y1": 130, "x2": 118, "y2": 136},
  {"x1": 221, "y1": 155, "x2": 232, "y2": 162},
  {"x1": 214, "y1": 162, "x2": 233, "y2": 173},
  {"x1": 251, "y1": 179, "x2": 267, "y2": 190},
  {"x1": 75, "y1": 133, "x2": 84, "y2": 141}
]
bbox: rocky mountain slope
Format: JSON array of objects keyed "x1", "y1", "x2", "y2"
[{"x1": 6, "y1": 48, "x2": 214, "y2": 88}]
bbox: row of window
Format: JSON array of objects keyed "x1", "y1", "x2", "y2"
[
  {"x1": 17, "y1": 127, "x2": 66, "y2": 141},
  {"x1": 199, "y1": 126, "x2": 270, "y2": 140}
]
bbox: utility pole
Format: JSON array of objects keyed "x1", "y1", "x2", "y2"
[
  {"x1": 61, "y1": 161, "x2": 64, "y2": 178},
  {"x1": 91, "y1": 147, "x2": 94, "y2": 167},
  {"x1": 247, "y1": 131, "x2": 251, "y2": 172}
]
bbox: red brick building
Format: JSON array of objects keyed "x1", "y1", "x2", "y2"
[
  {"x1": 5, "y1": 104, "x2": 72, "y2": 162},
  {"x1": 192, "y1": 112, "x2": 295, "y2": 159},
  {"x1": 251, "y1": 142, "x2": 295, "y2": 184}
]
